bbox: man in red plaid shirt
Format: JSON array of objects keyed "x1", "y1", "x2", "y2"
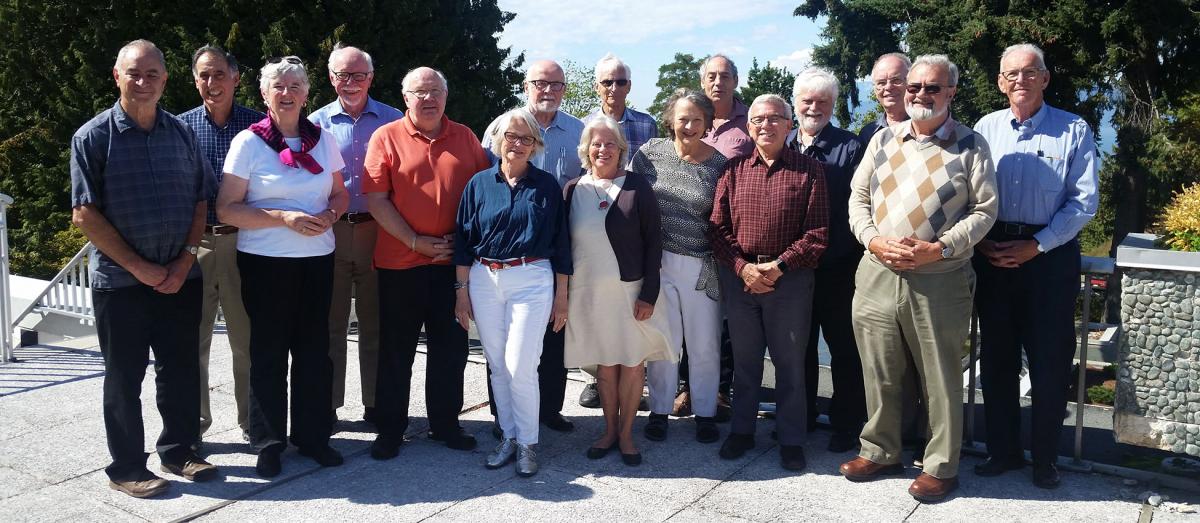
[{"x1": 708, "y1": 93, "x2": 829, "y2": 472}]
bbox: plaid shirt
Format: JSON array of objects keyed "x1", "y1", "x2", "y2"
[
  {"x1": 709, "y1": 147, "x2": 829, "y2": 276},
  {"x1": 178, "y1": 104, "x2": 264, "y2": 224},
  {"x1": 584, "y1": 107, "x2": 658, "y2": 159}
]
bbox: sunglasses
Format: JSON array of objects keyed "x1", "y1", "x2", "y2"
[
  {"x1": 266, "y1": 56, "x2": 303, "y2": 65},
  {"x1": 599, "y1": 79, "x2": 630, "y2": 88},
  {"x1": 906, "y1": 83, "x2": 951, "y2": 95}
]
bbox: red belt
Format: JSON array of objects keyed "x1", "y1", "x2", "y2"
[{"x1": 476, "y1": 257, "x2": 543, "y2": 270}]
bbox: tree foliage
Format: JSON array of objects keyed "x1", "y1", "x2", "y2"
[
  {"x1": 558, "y1": 59, "x2": 596, "y2": 119},
  {"x1": 649, "y1": 53, "x2": 703, "y2": 121},
  {"x1": 737, "y1": 58, "x2": 796, "y2": 112},
  {"x1": 0, "y1": 0, "x2": 524, "y2": 278}
]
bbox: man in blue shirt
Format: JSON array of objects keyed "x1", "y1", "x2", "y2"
[
  {"x1": 71, "y1": 39, "x2": 217, "y2": 498},
  {"x1": 972, "y1": 43, "x2": 1099, "y2": 489},
  {"x1": 786, "y1": 68, "x2": 866, "y2": 454},
  {"x1": 178, "y1": 45, "x2": 263, "y2": 446},
  {"x1": 859, "y1": 53, "x2": 911, "y2": 141},
  {"x1": 310, "y1": 44, "x2": 405, "y2": 427},
  {"x1": 583, "y1": 53, "x2": 657, "y2": 160}
]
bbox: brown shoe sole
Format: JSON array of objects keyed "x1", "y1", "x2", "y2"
[
  {"x1": 109, "y1": 480, "x2": 169, "y2": 498},
  {"x1": 909, "y1": 478, "x2": 959, "y2": 503},
  {"x1": 842, "y1": 462, "x2": 904, "y2": 482}
]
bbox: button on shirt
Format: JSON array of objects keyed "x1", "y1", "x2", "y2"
[
  {"x1": 453, "y1": 164, "x2": 572, "y2": 274},
  {"x1": 584, "y1": 107, "x2": 658, "y2": 158},
  {"x1": 482, "y1": 109, "x2": 585, "y2": 187},
  {"x1": 309, "y1": 97, "x2": 404, "y2": 213},
  {"x1": 973, "y1": 104, "x2": 1098, "y2": 251},
  {"x1": 178, "y1": 104, "x2": 263, "y2": 224},
  {"x1": 787, "y1": 125, "x2": 865, "y2": 266},
  {"x1": 709, "y1": 147, "x2": 830, "y2": 276},
  {"x1": 70, "y1": 102, "x2": 213, "y2": 288}
]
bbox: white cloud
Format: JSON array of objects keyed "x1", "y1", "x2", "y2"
[{"x1": 770, "y1": 48, "x2": 813, "y2": 73}]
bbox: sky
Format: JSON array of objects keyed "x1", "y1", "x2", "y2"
[{"x1": 495, "y1": 0, "x2": 824, "y2": 111}]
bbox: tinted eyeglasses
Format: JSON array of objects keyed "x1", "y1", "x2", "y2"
[
  {"x1": 266, "y1": 56, "x2": 303, "y2": 65},
  {"x1": 333, "y1": 71, "x2": 371, "y2": 82},
  {"x1": 599, "y1": 79, "x2": 630, "y2": 88},
  {"x1": 906, "y1": 83, "x2": 951, "y2": 95}
]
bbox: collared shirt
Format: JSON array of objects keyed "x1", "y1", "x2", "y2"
[
  {"x1": 363, "y1": 114, "x2": 491, "y2": 270},
  {"x1": 974, "y1": 104, "x2": 1099, "y2": 251},
  {"x1": 70, "y1": 102, "x2": 212, "y2": 288},
  {"x1": 787, "y1": 124, "x2": 866, "y2": 266},
  {"x1": 703, "y1": 98, "x2": 754, "y2": 159},
  {"x1": 178, "y1": 104, "x2": 263, "y2": 224},
  {"x1": 709, "y1": 147, "x2": 829, "y2": 276},
  {"x1": 482, "y1": 109, "x2": 585, "y2": 187},
  {"x1": 858, "y1": 113, "x2": 909, "y2": 142},
  {"x1": 453, "y1": 163, "x2": 572, "y2": 274},
  {"x1": 309, "y1": 97, "x2": 404, "y2": 213},
  {"x1": 583, "y1": 107, "x2": 658, "y2": 158}
]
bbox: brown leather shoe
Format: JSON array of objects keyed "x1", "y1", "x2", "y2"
[
  {"x1": 839, "y1": 456, "x2": 904, "y2": 482},
  {"x1": 908, "y1": 472, "x2": 959, "y2": 502},
  {"x1": 161, "y1": 453, "x2": 218, "y2": 482},
  {"x1": 108, "y1": 472, "x2": 169, "y2": 498}
]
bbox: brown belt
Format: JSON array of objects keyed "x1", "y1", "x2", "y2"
[
  {"x1": 476, "y1": 257, "x2": 544, "y2": 270},
  {"x1": 205, "y1": 224, "x2": 239, "y2": 235},
  {"x1": 340, "y1": 212, "x2": 374, "y2": 224}
]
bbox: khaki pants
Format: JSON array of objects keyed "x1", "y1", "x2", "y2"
[
  {"x1": 329, "y1": 220, "x2": 380, "y2": 409},
  {"x1": 852, "y1": 257, "x2": 974, "y2": 479},
  {"x1": 198, "y1": 231, "x2": 251, "y2": 434}
]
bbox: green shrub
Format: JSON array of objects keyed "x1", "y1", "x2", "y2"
[
  {"x1": 1087, "y1": 385, "x2": 1115, "y2": 405},
  {"x1": 1158, "y1": 183, "x2": 1200, "y2": 252}
]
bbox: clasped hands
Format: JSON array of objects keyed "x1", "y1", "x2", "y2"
[
  {"x1": 868, "y1": 236, "x2": 945, "y2": 270},
  {"x1": 281, "y1": 209, "x2": 336, "y2": 237},
  {"x1": 977, "y1": 239, "x2": 1039, "y2": 268},
  {"x1": 739, "y1": 261, "x2": 783, "y2": 294}
]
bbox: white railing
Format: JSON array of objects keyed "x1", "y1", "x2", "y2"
[
  {"x1": 10, "y1": 242, "x2": 96, "y2": 342},
  {"x1": 1, "y1": 193, "x2": 14, "y2": 363}
]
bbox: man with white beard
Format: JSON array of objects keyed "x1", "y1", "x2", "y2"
[
  {"x1": 785, "y1": 68, "x2": 866, "y2": 454},
  {"x1": 840, "y1": 55, "x2": 997, "y2": 503}
]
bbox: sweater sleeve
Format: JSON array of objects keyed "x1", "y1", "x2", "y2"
[{"x1": 635, "y1": 178, "x2": 663, "y2": 305}]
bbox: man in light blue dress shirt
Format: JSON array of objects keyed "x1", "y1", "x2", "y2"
[
  {"x1": 971, "y1": 43, "x2": 1099, "y2": 489},
  {"x1": 309, "y1": 45, "x2": 404, "y2": 426},
  {"x1": 583, "y1": 53, "x2": 657, "y2": 161}
]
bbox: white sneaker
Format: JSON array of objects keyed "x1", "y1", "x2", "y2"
[
  {"x1": 516, "y1": 443, "x2": 538, "y2": 477},
  {"x1": 486, "y1": 438, "x2": 517, "y2": 469}
]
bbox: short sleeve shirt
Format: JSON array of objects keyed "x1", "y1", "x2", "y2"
[{"x1": 308, "y1": 97, "x2": 404, "y2": 213}]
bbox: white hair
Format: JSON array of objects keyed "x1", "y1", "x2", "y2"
[
  {"x1": 114, "y1": 39, "x2": 166, "y2": 70},
  {"x1": 577, "y1": 115, "x2": 629, "y2": 170},
  {"x1": 751, "y1": 93, "x2": 793, "y2": 121},
  {"x1": 699, "y1": 54, "x2": 738, "y2": 78},
  {"x1": 1001, "y1": 43, "x2": 1046, "y2": 70},
  {"x1": 402, "y1": 66, "x2": 448, "y2": 92},
  {"x1": 793, "y1": 67, "x2": 839, "y2": 101},
  {"x1": 872, "y1": 52, "x2": 911, "y2": 74},
  {"x1": 912, "y1": 54, "x2": 959, "y2": 86},
  {"x1": 594, "y1": 53, "x2": 631, "y2": 81},
  {"x1": 328, "y1": 44, "x2": 374, "y2": 73},
  {"x1": 488, "y1": 108, "x2": 545, "y2": 158},
  {"x1": 259, "y1": 56, "x2": 309, "y2": 93}
]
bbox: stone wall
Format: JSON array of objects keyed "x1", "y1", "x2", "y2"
[{"x1": 1115, "y1": 268, "x2": 1200, "y2": 457}]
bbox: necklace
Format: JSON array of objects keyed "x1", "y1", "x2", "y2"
[{"x1": 589, "y1": 179, "x2": 611, "y2": 211}]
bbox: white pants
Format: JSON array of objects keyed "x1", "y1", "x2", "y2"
[
  {"x1": 646, "y1": 252, "x2": 722, "y2": 417},
  {"x1": 470, "y1": 260, "x2": 554, "y2": 445}
]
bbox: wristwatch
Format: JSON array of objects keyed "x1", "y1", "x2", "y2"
[
  {"x1": 774, "y1": 258, "x2": 789, "y2": 273},
  {"x1": 940, "y1": 244, "x2": 953, "y2": 259},
  {"x1": 185, "y1": 245, "x2": 200, "y2": 256},
  {"x1": 453, "y1": 280, "x2": 470, "y2": 290}
]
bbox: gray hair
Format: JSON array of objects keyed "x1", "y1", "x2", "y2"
[
  {"x1": 328, "y1": 43, "x2": 374, "y2": 73},
  {"x1": 699, "y1": 54, "x2": 738, "y2": 79},
  {"x1": 872, "y1": 52, "x2": 911, "y2": 73},
  {"x1": 190, "y1": 45, "x2": 239, "y2": 78},
  {"x1": 750, "y1": 93, "x2": 793, "y2": 121},
  {"x1": 402, "y1": 66, "x2": 448, "y2": 92},
  {"x1": 577, "y1": 115, "x2": 629, "y2": 171},
  {"x1": 114, "y1": 39, "x2": 165, "y2": 70},
  {"x1": 1001, "y1": 43, "x2": 1047, "y2": 70},
  {"x1": 259, "y1": 56, "x2": 309, "y2": 93},
  {"x1": 488, "y1": 108, "x2": 545, "y2": 158},
  {"x1": 660, "y1": 88, "x2": 714, "y2": 140},
  {"x1": 792, "y1": 67, "x2": 839, "y2": 101},
  {"x1": 912, "y1": 54, "x2": 959, "y2": 86},
  {"x1": 594, "y1": 53, "x2": 631, "y2": 82}
]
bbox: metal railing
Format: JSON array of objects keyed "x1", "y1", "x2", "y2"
[{"x1": 1, "y1": 193, "x2": 14, "y2": 363}]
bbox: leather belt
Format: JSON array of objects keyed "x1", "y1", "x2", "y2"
[
  {"x1": 340, "y1": 212, "x2": 374, "y2": 224},
  {"x1": 205, "y1": 224, "x2": 239, "y2": 235},
  {"x1": 476, "y1": 257, "x2": 544, "y2": 270},
  {"x1": 990, "y1": 221, "x2": 1045, "y2": 238}
]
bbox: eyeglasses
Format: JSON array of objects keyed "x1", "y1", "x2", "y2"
[
  {"x1": 873, "y1": 77, "x2": 905, "y2": 89},
  {"x1": 749, "y1": 115, "x2": 789, "y2": 126},
  {"x1": 333, "y1": 71, "x2": 371, "y2": 82},
  {"x1": 503, "y1": 132, "x2": 536, "y2": 146},
  {"x1": 405, "y1": 89, "x2": 444, "y2": 99},
  {"x1": 599, "y1": 79, "x2": 630, "y2": 88},
  {"x1": 527, "y1": 80, "x2": 566, "y2": 92},
  {"x1": 266, "y1": 56, "x2": 303, "y2": 65},
  {"x1": 906, "y1": 83, "x2": 952, "y2": 94},
  {"x1": 1000, "y1": 68, "x2": 1045, "y2": 81}
]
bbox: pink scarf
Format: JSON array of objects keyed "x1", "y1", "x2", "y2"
[{"x1": 248, "y1": 115, "x2": 324, "y2": 174}]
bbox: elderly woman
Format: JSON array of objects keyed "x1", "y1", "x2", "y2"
[
  {"x1": 564, "y1": 115, "x2": 671, "y2": 466},
  {"x1": 631, "y1": 89, "x2": 728, "y2": 445},
  {"x1": 454, "y1": 108, "x2": 570, "y2": 477},
  {"x1": 216, "y1": 56, "x2": 348, "y2": 478}
]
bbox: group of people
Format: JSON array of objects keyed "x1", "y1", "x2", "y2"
[{"x1": 71, "y1": 37, "x2": 1097, "y2": 504}]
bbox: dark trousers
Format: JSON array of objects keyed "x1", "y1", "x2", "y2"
[
  {"x1": 974, "y1": 237, "x2": 1080, "y2": 466},
  {"x1": 375, "y1": 265, "x2": 468, "y2": 437},
  {"x1": 94, "y1": 278, "x2": 202, "y2": 481},
  {"x1": 805, "y1": 257, "x2": 867, "y2": 434},
  {"x1": 238, "y1": 251, "x2": 335, "y2": 452},
  {"x1": 720, "y1": 266, "x2": 814, "y2": 445}
]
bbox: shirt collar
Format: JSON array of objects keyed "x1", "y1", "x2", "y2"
[
  {"x1": 337, "y1": 97, "x2": 381, "y2": 119},
  {"x1": 403, "y1": 114, "x2": 451, "y2": 140},
  {"x1": 112, "y1": 101, "x2": 165, "y2": 133},
  {"x1": 899, "y1": 113, "x2": 957, "y2": 142},
  {"x1": 1008, "y1": 103, "x2": 1048, "y2": 135},
  {"x1": 750, "y1": 146, "x2": 796, "y2": 168},
  {"x1": 788, "y1": 124, "x2": 834, "y2": 153},
  {"x1": 728, "y1": 99, "x2": 749, "y2": 124}
]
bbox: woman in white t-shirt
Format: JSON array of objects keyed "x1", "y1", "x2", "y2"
[{"x1": 215, "y1": 56, "x2": 347, "y2": 479}]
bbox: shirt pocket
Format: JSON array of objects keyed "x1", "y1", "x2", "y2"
[{"x1": 1035, "y1": 155, "x2": 1066, "y2": 192}]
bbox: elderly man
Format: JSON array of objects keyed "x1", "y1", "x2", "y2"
[
  {"x1": 841, "y1": 55, "x2": 997, "y2": 502},
  {"x1": 310, "y1": 44, "x2": 404, "y2": 427},
  {"x1": 71, "y1": 40, "x2": 218, "y2": 497},
  {"x1": 365, "y1": 67, "x2": 490, "y2": 459},
  {"x1": 972, "y1": 43, "x2": 1098, "y2": 489},
  {"x1": 178, "y1": 45, "x2": 262, "y2": 447},
  {"x1": 583, "y1": 53, "x2": 657, "y2": 157},
  {"x1": 700, "y1": 54, "x2": 753, "y2": 159},
  {"x1": 785, "y1": 68, "x2": 866, "y2": 453},
  {"x1": 710, "y1": 94, "x2": 829, "y2": 472},
  {"x1": 859, "y1": 53, "x2": 911, "y2": 140}
]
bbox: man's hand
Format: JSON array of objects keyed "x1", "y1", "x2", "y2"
[
  {"x1": 131, "y1": 260, "x2": 169, "y2": 288},
  {"x1": 868, "y1": 236, "x2": 916, "y2": 270},
  {"x1": 153, "y1": 254, "x2": 193, "y2": 294},
  {"x1": 739, "y1": 263, "x2": 775, "y2": 294},
  {"x1": 898, "y1": 237, "x2": 945, "y2": 269},
  {"x1": 758, "y1": 262, "x2": 783, "y2": 286},
  {"x1": 415, "y1": 233, "x2": 455, "y2": 262},
  {"x1": 986, "y1": 239, "x2": 1040, "y2": 268}
]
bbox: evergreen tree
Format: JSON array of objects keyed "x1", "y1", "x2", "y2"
[
  {"x1": 738, "y1": 58, "x2": 796, "y2": 117},
  {"x1": 648, "y1": 53, "x2": 703, "y2": 121}
]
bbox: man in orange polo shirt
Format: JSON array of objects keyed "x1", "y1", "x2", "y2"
[{"x1": 364, "y1": 66, "x2": 490, "y2": 460}]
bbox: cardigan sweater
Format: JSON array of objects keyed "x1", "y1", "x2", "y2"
[{"x1": 564, "y1": 171, "x2": 663, "y2": 304}]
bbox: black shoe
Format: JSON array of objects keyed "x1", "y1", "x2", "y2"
[
  {"x1": 718, "y1": 433, "x2": 755, "y2": 460},
  {"x1": 363, "y1": 406, "x2": 378, "y2": 424},
  {"x1": 644, "y1": 414, "x2": 668, "y2": 441},
  {"x1": 542, "y1": 413, "x2": 575, "y2": 433},
  {"x1": 579, "y1": 383, "x2": 600, "y2": 408},
  {"x1": 256, "y1": 448, "x2": 282, "y2": 478},
  {"x1": 370, "y1": 434, "x2": 403, "y2": 460},
  {"x1": 973, "y1": 456, "x2": 1025, "y2": 477},
  {"x1": 780, "y1": 445, "x2": 807, "y2": 471},
  {"x1": 586, "y1": 441, "x2": 618, "y2": 460},
  {"x1": 299, "y1": 445, "x2": 344, "y2": 467},
  {"x1": 1032, "y1": 463, "x2": 1061, "y2": 489},
  {"x1": 827, "y1": 432, "x2": 859, "y2": 453},
  {"x1": 430, "y1": 428, "x2": 478, "y2": 450},
  {"x1": 621, "y1": 451, "x2": 643, "y2": 466},
  {"x1": 695, "y1": 416, "x2": 720, "y2": 444},
  {"x1": 491, "y1": 422, "x2": 503, "y2": 440}
]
